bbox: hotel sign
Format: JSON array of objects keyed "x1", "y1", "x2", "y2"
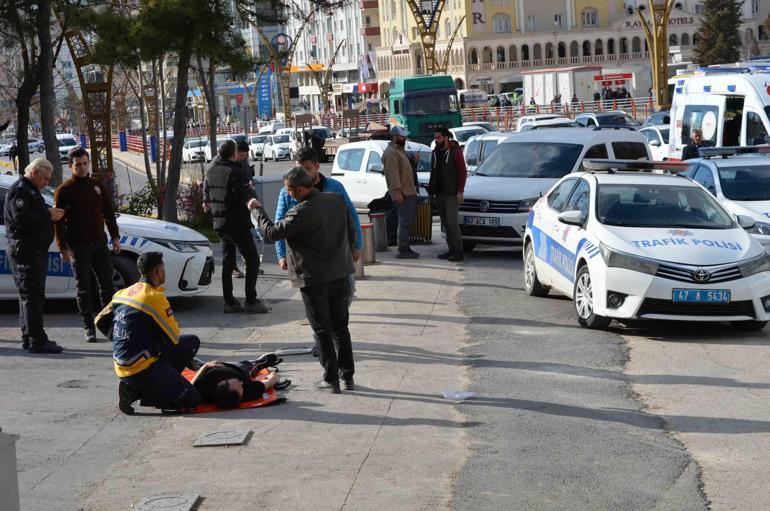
[{"x1": 625, "y1": 16, "x2": 694, "y2": 29}]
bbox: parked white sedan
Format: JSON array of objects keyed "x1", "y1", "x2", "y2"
[
  {"x1": 523, "y1": 159, "x2": 770, "y2": 331},
  {"x1": 263, "y1": 134, "x2": 291, "y2": 161},
  {"x1": 639, "y1": 126, "x2": 670, "y2": 161},
  {"x1": 0, "y1": 176, "x2": 214, "y2": 298}
]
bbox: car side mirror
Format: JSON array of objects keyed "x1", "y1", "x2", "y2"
[
  {"x1": 737, "y1": 214, "x2": 756, "y2": 229},
  {"x1": 558, "y1": 210, "x2": 585, "y2": 226},
  {"x1": 649, "y1": 139, "x2": 661, "y2": 147},
  {"x1": 368, "y1": 163, "x2": 384, "y2": 173}
]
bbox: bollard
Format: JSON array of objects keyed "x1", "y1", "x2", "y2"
[
  {"x1": 0, "y1": 429, "x2": 20, "y2": 511},
  {"x1": 369, "y1": 212, "x2": 387, "y2": 251},
  {"x1": 362, "y1": 223, "x2": 376, "y2": 265},
  {"x1": 354, "y1": 253, "x2": 365, "y2": 280}
]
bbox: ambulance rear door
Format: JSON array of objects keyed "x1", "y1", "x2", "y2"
[{"x1": 671, "y1": 93, "x2": 725, "y2": 159}]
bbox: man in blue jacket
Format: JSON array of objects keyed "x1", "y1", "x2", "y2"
[{"x1": 275, "y1": 147, "x2": 362, "y2": 270}]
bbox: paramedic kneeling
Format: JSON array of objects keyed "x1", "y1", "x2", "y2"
[{"x1": 95, "y1": 252, "x2": 201, "y2": 415}]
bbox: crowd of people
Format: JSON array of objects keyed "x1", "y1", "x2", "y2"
[{"x1": 3, "y1": 124, "x2": 468, "y2": 413}]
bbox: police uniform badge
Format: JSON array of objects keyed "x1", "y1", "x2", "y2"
[
  {"x1": 14, "y1": 198, "x2": 24, "y2": 208},
  {"x1": 94, "y1": 185, "x2": 101, "y2": 196}
]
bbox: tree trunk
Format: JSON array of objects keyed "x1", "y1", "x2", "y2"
[
  {"x1": 207, "y1": 58, "x2": 217, "y2": 164},
  {"x1": 36, "y1": 0, "x2": 61, "y2": 184},
  {"x1": 135, "y1": 68, "x2": 156, "y2": 192},
  {"x1": 15, "y1": 82, "x2": 35, "y2": 173},
  {"x1": 162, "y1": 45, "x2": 192, "y2": 222}
]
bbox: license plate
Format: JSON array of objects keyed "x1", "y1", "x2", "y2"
[
  {"x1": 463, "y1": 216, "x2": 500, "y2": 227},
  {"x1": 672, "y1": 289, "x2": 731, "y2": 303}
]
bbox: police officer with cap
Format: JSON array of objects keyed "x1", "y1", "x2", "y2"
[{"x1": 3, "y1": 158, "x2": 66, "y2": 353}]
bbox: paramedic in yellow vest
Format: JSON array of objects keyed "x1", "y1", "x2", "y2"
[{"x1": 96, "y1": 252, "x2": 201, "y2": 415}]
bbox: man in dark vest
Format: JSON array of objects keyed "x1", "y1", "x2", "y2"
[
  {"x1": 204, "y1": 140, "x2": 269, "y2": 314},
  {"x1": 429, "y1": 128, "x2": 468, "y2": 262}
]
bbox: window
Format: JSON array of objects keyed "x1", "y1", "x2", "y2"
[
  {"x1": 681, "y1": 105, "x2": 719, "y2": 145},
  {"x1": 366, "y1": 151, "x2": 383, "y2": 172},
  {"x1": 480, "y1": 141, "x2": 499, "y2": 162},
  {"x1": 491, "y1": 0, "x2": 510, "y2": 5},
  {"x1": 547, "y1": 178, "x2": 578, "y2": 212},
  {"x1": 584, "y1": 144, "x2": 608, "y2": 159},
  {"x1": 564, "y1": 179, "x2": 590, "y2": 221},
  {"x1": 394, "y1": 100, "x2": 401, "y2": 114},
  {"x1": 390, "y1": 0, "x2": 396, "y2": 18},
  {"x1": 464, "y1": 140, "x2": 481, "y2": 166},
  {"x1": 527, "y1": 15, "x2": 536, "y2": 30},
  {"x1": 694, "y1": 3, "x2": 704, "y2": 15},
  {"x1": 641, "y1": 129, "x2": 661, "y2": 145},
  {"x1": 751, "y1": 0, "x2": 759, "y2": 14},
  {"x1": 493, "y1": 14, "x2": 512, "y2": 34},
  {"x1": 581, "y1": 8, "x2": 598, "y2": 27},
  {"x1": 746, "y1": 111, "x2": 769, "y2": 146},
  {"x1": 692, "y1": 166, "x2": 716, "y2": 195},
  {"x1": 554, "y1": 14, "x2": 562, "y2": 27},
  {"x1": 612, "y1": 142, "x2": 648, "y2": 160},
  {"x1": 336, "y1": 148, "x2": 365, "y2": 171},
  {"x1": 716, "y1": 164, "x2": 770, "y2": 201}
]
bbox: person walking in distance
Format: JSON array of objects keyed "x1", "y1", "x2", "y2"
[
  {"x1": 205, "y1": 140, "x2": 269, "y2": 314},
  {"x1": 54, "y1": 146, "x2": 121, "y2": 342},
  {"x1": 430, "y1": 128, "x2": 467, "y2": 262},
  {"x1": 250, "y1": 167, "x2": 358, "y2": 393},
  {"x1": 382, "y1": 125, "x2": 420, "y2": 259},
  {"x1": 4, "y1": 158, "x2": 65, "y2": 353}
]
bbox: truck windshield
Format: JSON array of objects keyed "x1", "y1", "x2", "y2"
[
  {"x1": 717, "y1": 164, "x2": 770, "y2": 201},
  {"x1": 474, "y1": 142, "x2": 582, "y2": 178},
  {"x1": 404, "y1": 92, "x2": 459, "y2": 116}
]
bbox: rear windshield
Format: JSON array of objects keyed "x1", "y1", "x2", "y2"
[
  {"x1": 455, "y1": 128, "x2": 486, "y2": 142},
  {"x1": 273, "y1": 135, "x2": 289, "y2": 143},
  {"x1": 596, "y1": 114, "x2": 639, "y2": 126},
  {"x1": 474, "y1": 142, "x2": 582, "y2": 178},
  {"x1": 612, "y1": 142, "x2": 648, "y2": 160}
]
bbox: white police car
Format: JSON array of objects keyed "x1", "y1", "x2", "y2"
[
  {"x1": 523, "y1": 159, "x2": 770, "y2": 331},
  {"x1": 686, "y1": 146, "x2": 770, "y2": 248},
  {"x1": 0, "y1": 176, "x2": 214, "y2": 299}
]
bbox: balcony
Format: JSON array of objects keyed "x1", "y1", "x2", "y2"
[
  {"x1": 361, "y1": 26, "x2": 380, "y2": 36},
  {"x1": 466, "y1": 51, "x2": 650, "y2": 72}
]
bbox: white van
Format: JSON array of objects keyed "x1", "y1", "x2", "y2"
[
  {"x1": 669, "y1": 67, "x2": 770, "y2": 159},
  {"x1": 458, "y1": 89, "x2": 488, "y2": 109}
]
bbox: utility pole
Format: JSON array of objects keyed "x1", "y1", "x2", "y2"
[
  {"x1": 405, "y1": 0, "x2": 447, "y2": 75},
  {"x1": 307, "y1": 40, "x2": 345, "y2": 113},
  {"x1": 637, "y1": 0, "x2": 675, "y2": 109}
]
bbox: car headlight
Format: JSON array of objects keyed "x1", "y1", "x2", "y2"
[
  {"x1": 739, "y1": 253, "x2": 770, "y2": 277},
  {"x1": 517, "y1": 197, "x2": 540, "y2": 211},
  {"x1": 599, "y1": 242, "x2": 659, "y2": 275},
  {"x1": 147, "y1": 238, "x2": 199, "y2": 253},
  {"x1": 748, "y1": 222, "x2": 770, "y2": 236}
]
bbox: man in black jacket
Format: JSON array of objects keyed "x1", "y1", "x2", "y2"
[
  {"x1": 204, "y1": 140, "x2": 269, "y2": 314},
  {"x1": 430, "y1": 128, "x2": 468, "y2": 262},
  {"x1": 682, "y1": 129, "x2": 714, "y2": 160},
  {"x1": 249, "y1": 167, "x2": 357, "y2": 394}
]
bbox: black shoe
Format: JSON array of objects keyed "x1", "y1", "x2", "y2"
[
  {"x1": 314, "y1": 380, "x2": 341, "y2": 394},
  {"x1": 244, "y1": 299, "x2": 270, "y2": 314},
  {"x1": 448, "y1": 253, "x2": 464, "y2": 262},
  {"x1": 29, "y1": 340, "x2": 63, "y2": 354},
  {"x1": 342, "y1": 378, "x2": 355, "y2": 391},
  {"x1": 21, "y1": 336, "x2": 30, "y2": 350},
  {"x1": 84, "y1": 327, "x2": 97, "y2": 343},
  {"x1": 396, "y1": 250, "x2": 420, "y2": 259},
  {"x1": 438, "y1": 252, "x2": 452, "y2": 260},
  {"x1": 118, "y1": 381, "x2": 136, "y2": 415},
  {"x1": 224, "y1": 300, "x2": 245, "y2": 313}
]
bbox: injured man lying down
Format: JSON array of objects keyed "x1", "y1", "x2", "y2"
[{"x1": 96, "y1": 251, "x2": 287, "y2": 415}]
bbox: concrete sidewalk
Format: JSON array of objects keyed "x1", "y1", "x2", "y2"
[{"x1": 1, "y1": 238, "x2": 471, "y2": 510}]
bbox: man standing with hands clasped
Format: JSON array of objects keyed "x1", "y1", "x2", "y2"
[
  {"x1": 430, "y1": 128, "x2": 467, "y2": 262},
  {"x1": 55, "y1": 146, "x2": 120, "y2": 342},
  {"x1": 382, "y1": 125, "x2": 420, "y2": 259},
  {"x1": 250, "y1": 167, "x2": 357, "y2": 394}
]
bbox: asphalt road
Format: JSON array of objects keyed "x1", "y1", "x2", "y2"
[{"x1": 451, "y1": 246, "x2": 708, "y2": 510}]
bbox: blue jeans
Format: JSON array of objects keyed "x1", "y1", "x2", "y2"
[{"x1": 397, "y1": 195, "x2": 418, "y2": 253}]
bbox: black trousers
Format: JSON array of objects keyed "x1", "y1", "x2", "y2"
[
  {"x1": 8, "y1": 248, "x2": 48, "y2": 344},
  {"x1": 122, "y1": 334, "x2": 201, "y2": 410},
  {"x1": 219, "y1": 228, "x2": 259, "y2": 305},
  {"x1": 300, "y1": 276, "x2": 354, "y2": 383},
  {"x1": 70, "y1": 241, "x2": 115, "y2": 329}
]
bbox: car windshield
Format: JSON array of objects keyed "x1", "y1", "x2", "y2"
[
  {"x1": 251, "y1": 136, "x2": 267, "y2": 143},
  {"x1": 273, "y1": 135, "x2": 290, "y2": 143},
  {"x1": 717, "y1": 164, "x2": 770, "y2": 201},
  {"x1": 187, "y1": 140, "x2": 207, "y2": 148},
  {"x1": 455, "y1": 128, "x2": 486, "y2": 142},
  {"x1": 596, "y1": 114, "x2": 639, "y2": 126},
  {"x1": 474, "y1": 142, "x2": 582, "y2": 178},
  {"x1": 408, "y1": 149, "x2": 433, "y2": 173},
  {"x1": 312, "y1": 128, "x2": 331, "y2": 139},
  {"x1": 597, "y1": 184, "x2": 735, "y2": 229},
  {"x1": 404, "y1": 92, "x2": 459, "y2": 115},
  {"x1": 59, "y1": 137, "x2": 77, "y2": 146}
]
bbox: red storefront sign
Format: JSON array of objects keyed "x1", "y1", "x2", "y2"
[
  {"x1": 359, "y1": 83, "x2": 379, "y2": 93},
  {"x1": 594, "y1": 73, "x2": 633, "y2": 82}
]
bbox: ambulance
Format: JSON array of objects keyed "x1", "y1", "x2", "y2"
[{"x1": 668, "y1": 66, "x2": 770, "y2": 160}]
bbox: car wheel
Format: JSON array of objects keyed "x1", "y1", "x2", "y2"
[
  {"x1": 462, "y1": 240, "x2": 477, "y2": 252},
  {"x1": 573, "y1": 265, "x2": 611, "y2": 329},
  {"x1": 38, "y1": 145, "x2": 44, "y2": 153},
  {"x1": 524, "y1": 242, "x2": 549, "y2": 297},
  {"x1": 112, "y1": 254, "x2": 141, "y2": 290},
  {"x1": 729, "y1": 320, "x2": 767, "y2": 332}
]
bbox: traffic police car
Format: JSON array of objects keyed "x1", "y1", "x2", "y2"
[
  {"x1": 523, "y1": 159, "x2": 770, "y2": 331},
  {"x1": 686, "y1": 146, "x2": 770, "y2": 247},
  {"x1": 0, "y1": 175, "x2": 214, "y2": 299}
]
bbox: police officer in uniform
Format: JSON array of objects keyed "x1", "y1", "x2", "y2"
[{"x1": 3, "y1": 158, "x2": 65, "y2": 353}]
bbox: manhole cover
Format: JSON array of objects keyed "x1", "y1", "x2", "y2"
[
  {"x1": 193, "y1": 430, "x2": 251, "y2": 447},
  {"x1": 134, "y1": 494, "x2": 200, "y2": 511}
]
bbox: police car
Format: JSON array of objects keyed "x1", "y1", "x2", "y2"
[
  {"x1": 686, "y1": 146, "x2": 770, "y2": 247},
  {"x1": 523, "y1": 159, "x2": 770, "y2": 331},
  {"x1": 0, "y1": 175, "x2": 214, "y2": 299}
]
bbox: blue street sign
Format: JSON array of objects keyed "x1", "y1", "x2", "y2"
[{"x1": 257, "y1": 69, "x2": 273, "y2": 119}]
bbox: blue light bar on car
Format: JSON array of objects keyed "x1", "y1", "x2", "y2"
[
  {"x1": 694, "y1": 67, "x2": 751, "y2": 74},
  {"x1": 727, "y1": 85, "x2": 736, "y2": 92},
  {"x1": 582, "y1": 159, "x2": 690, "y2": 173}
]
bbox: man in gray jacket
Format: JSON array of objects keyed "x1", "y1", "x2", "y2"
[{"x1": 249, "y1": 167, "x2": 358, "y2": 394}]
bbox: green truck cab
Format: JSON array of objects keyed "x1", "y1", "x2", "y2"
[{"x1": 388, "y1": 75, "x2": 462, "y2": 145}]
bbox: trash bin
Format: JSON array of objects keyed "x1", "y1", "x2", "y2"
[
  {"x1": 409, "y1": 197, "x2": 433, "y2": 243},
  {"x1": 369, "y1": 212, "x2": 387, "y2": 251},
  {"x1": 362, "y1": 223, "x2": 376, "y2": 265}
]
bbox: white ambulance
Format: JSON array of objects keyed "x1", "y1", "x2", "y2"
[{"x1": 668, "y1": 66, "x2": 770, "y2": 160}]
